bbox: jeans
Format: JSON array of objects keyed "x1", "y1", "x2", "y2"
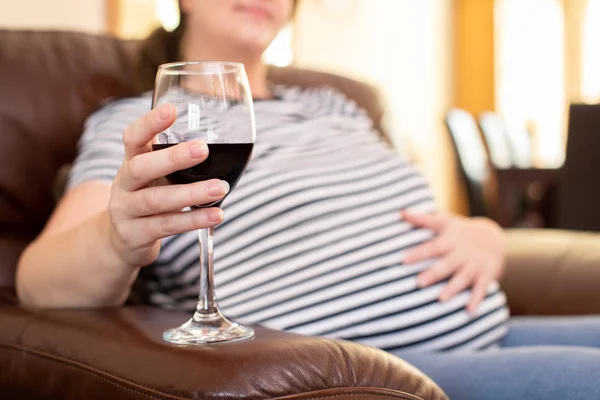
[{"x1": 395, "y1": 316, "x2": 600, "y2": 400}]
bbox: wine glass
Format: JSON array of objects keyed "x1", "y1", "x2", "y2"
[{"x1": 152, "y1": 61, "x2": 255, "y2": 345}]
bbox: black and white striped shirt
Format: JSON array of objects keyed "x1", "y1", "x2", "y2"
[{"x1": 68, "y1": 85, "x2": 509, "y2": 352}]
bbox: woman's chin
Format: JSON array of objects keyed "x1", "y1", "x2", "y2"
[
  {"x1": 234, "y1": 40, "x2": 272, "y2": 61},
  {"x1": 231, "y1": 30, "x2": 276, "y2": 56}
]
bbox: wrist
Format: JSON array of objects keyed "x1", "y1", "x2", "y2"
[
  {"x1": 97, "y1": 210, "x2": 138, "y2": 269},
  {"x1": 73, "y1": 210, "x2": 140, "y2": 306},
  {"x1": 98, "y1": 210, "x2": 160, "y2": 270}
]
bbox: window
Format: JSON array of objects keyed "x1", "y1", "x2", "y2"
[
  {"x1": 495, "y1": 0, "x2": 565, "y2": 166},
  {"x1": 154, "y1": 0, "x2": 179, "y2": 32}
]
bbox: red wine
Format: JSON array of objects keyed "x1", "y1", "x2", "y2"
[{"x1": 152, "y1": 142, "x2": 253, "y2": 208}]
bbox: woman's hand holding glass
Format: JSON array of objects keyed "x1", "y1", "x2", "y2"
[{"x1": 107, "y1": 104, "x2": 228, "y2": 268}]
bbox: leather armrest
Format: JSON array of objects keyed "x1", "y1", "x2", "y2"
[
  {"x1": 502, "y1": 229, "x2": 600, "y2": 316},
  {"x1": 0, "y1": 290, "x2": 446, "y2": 400}
]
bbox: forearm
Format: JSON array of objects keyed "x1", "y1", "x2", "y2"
[{"x1": 16, "y1": 210, "x2": 139, "y2": 308}]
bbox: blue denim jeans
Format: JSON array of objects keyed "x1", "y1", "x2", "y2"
[{"x1": 396, "y1": 316, "x2": 600, "y2": 400}]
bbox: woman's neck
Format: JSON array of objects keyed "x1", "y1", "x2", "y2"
[{"x1": 181, "y1": 35, "x2": 271, "y2": 99}]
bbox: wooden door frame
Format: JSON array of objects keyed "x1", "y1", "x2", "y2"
[{"x1": 106, "y1": 0, "x2": 122, "y2": 36}]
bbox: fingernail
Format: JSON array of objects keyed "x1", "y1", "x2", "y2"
[
  {"x1": 417, "y1": 277, "x2": 427, "y2": 287},
  {"x1": 208, "y1": 180, "x2": 229, "y2": 197},
  {"x1": 208, "y1": 208, "x2": 224, "y2": 223},
  {"x1": 221, "y1": 180, "x2": 230, "y2": 194},
  {"x1": 159, "y1": 104, "x2": 172, "y2": 120},
  {"x1": 189, "y1": 141, "x2": 208, "y2": 159}
]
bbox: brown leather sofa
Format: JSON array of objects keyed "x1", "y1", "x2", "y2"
[{"x1": 1, "y1": 29, "x2": 600, "y2": 400}]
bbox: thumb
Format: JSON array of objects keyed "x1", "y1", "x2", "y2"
[{"x1": 401, "y1": 210, "x2": 448, "y2": 232}]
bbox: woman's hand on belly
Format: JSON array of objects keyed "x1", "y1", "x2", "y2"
[{"x1": 401, "y1": 211, "x2": 506, "y2": 314}]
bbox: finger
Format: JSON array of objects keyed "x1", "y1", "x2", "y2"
[
  {"x1": 401, "y1": 210, "x2": 449, "y2": 232},
  {"x1": 439, "y1": 267, "x2": 476, "y2": 302},
  {"x1": 123, "y1": 104, "x2": 176, "y2": 161},
  {"x1": 467, "y1": 274, "x2": 491, "y2": 314},
  {"x1": 120, "y1": 140, "x2": 208, "y2": 191},
  {"x1": 417, "y1": 254, "x2": 462, "y2": 287},
  {"x1": 128, "y1": 179, "x2": 229, "y2": 217},
  {"x1": 128, "y1": 207, "x2": 225, "y2": 245},
  {"x1": 403, "y1": 237, "x2": 451, "y2": 264}
]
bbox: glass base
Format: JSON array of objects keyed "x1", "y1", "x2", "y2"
[{"x1": 163, "y1": 311, "x2": 254, "y2": 345}]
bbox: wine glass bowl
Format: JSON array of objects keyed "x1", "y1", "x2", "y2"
[{"x1": 152, "y1": 61, "x2": 256, "y2": 344}]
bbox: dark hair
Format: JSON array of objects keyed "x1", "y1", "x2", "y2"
[{"x1": 137, "y1": 0, "x2": 299, "y2": 92}]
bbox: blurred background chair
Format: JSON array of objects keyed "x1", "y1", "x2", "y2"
[
  {"x1": 479, "y1": 112, "x2": 533, "y2": 169},
  {"x1": 505, "y1": 124, "x2": 533, "y2": 170},
  {"x1": 477, "y1": 111, "x2": 513, "y2": 169},
  {"x1": 445, "y1": 107, "x2": 562, "y2": 228},
  {"x1": 553, "y1": 103, "x2": 600, "y2": 231},
  {"x1": 445, "y1": 108, "x2": 496, "y2": 219},
  {"x1": 478, "y1": 111, "x2": 553, "y2": 228}
]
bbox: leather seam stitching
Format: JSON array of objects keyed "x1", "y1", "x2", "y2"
[
  {"x1": 1, "y1": 345, "x2": 428, "y2": 400},
  {"x1": 3, "y1": 324, "x2": 167, "y2": 392},
  {"x1": 0, "y1": 344, "x2": 187, "y2": 400},
  {"x1": 281, "y1": 391, "x2": 422, "y2": 400}
]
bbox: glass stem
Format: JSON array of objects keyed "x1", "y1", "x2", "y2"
[{"x1": 194, "y1": 227, "x2": 219, "y2": 318}]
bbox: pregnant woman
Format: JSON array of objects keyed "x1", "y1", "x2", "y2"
[{"x1": 16, "y1": 1, "x2": 600, "y2": 399}]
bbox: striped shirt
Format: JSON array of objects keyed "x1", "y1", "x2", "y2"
[{"x1": 68, "y1": 85, "x2": 509, "y2": 352}]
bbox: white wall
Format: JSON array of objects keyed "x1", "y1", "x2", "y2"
[
  {"x1": 0, "y1": 0, "x2": 106, "y2": 33},
  {"x1": 294, "y1": 0, "x2": 455, "y2": 208}
]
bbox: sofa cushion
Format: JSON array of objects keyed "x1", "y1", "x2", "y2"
[{"x1": 0, "y1": 30, "x2": 139, "y2": 286}]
